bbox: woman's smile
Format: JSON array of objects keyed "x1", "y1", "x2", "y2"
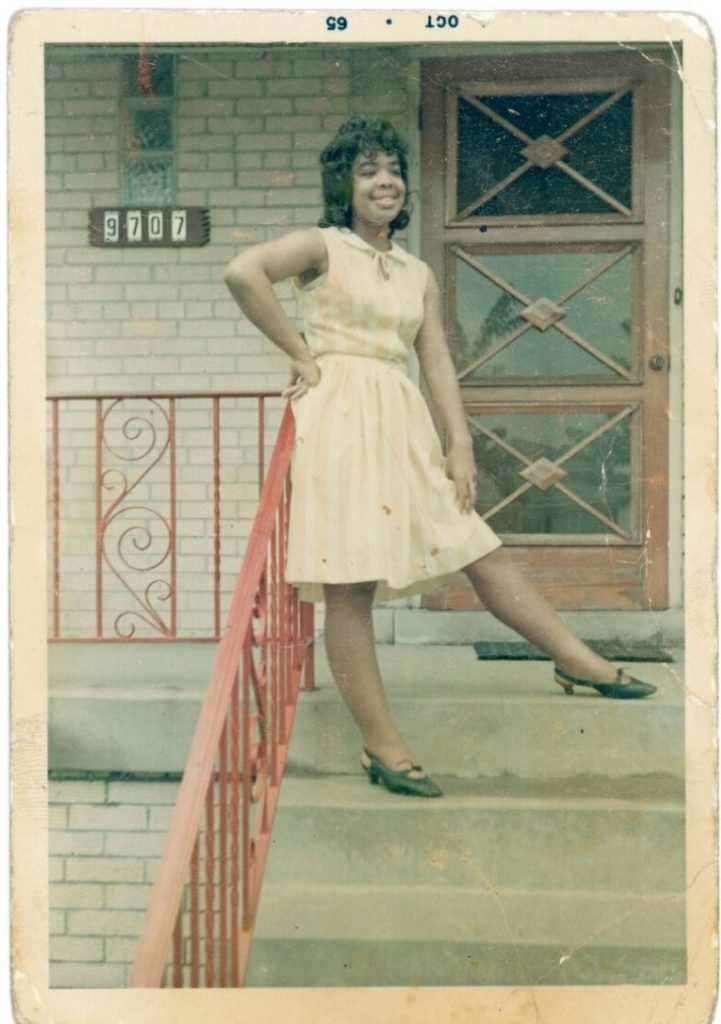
[
  {"x1": 351, "y1": 150, "x2": 406, "y2": 236},
  {"x1": 372, "y1": 195, "x2": 399, "y2": 209}
]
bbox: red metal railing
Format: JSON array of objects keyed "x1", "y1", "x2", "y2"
[
  {"x1": 129, "y1": 401, "x2": 314, "y2": 987},
  {"x1": 47, "y1": 391, "x2": 282, "y2": 642}
]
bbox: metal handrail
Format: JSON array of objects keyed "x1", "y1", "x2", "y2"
[{"x1": 129, "y1": 402, "x2": 315, "y2": 987}]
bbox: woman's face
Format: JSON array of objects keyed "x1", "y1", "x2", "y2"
[{"x1": 350, "y1": 150, "x2": 406, "y2": 230}]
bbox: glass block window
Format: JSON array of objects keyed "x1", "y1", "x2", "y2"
[
  {"x1": 454, "y1": 87, "x2": 634, "y2": 220},
  {"x1": 120, "y1": 52, "x2": 175, "y2": 205},
  {"x1": 121, "y1": 52, "x2": 174, "y2": 97}
]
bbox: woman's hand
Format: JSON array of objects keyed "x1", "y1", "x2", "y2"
[
  {"x1": 282, "y1": 355, "x2": 321, "y2": 399},
  {"x1": 445, "y1": 441, "x2": 477, "y2": 514}
]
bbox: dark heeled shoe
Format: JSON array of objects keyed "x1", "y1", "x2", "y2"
[
  {"x1": 360, "y1": 748, "x2": 443, "y2": 798},
  {"x1": 554, "y1": 665, "x2": 657, "y2": 700}
]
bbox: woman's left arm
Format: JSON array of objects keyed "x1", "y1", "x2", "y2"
[{"x1": 415, "y1": 266, "x2": 477, "y2": 513}]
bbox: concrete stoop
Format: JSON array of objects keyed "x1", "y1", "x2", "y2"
[
  {"x1": 47, "y1": 641, "x2": 686, "y2": 987},
  {"x1": 245, "y1": 647, "x2": 685, "y2": 988}
]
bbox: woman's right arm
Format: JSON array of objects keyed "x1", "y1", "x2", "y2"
[{"x1": 223, "y1": 228, "x2": 327, "y2": 385}]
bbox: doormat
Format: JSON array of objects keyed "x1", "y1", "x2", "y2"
[{"x1": 473, "y1": 639, "x2": 674, "y2": 662}]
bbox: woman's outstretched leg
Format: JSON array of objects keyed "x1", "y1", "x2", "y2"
[
  {"x1": 463, "y1": 548, "x2": 618, "y2": 683},
  {"x1": 323, "y1": 581, "x2": 425, "y2": 776}
]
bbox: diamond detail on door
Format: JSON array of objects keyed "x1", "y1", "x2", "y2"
[
  {"x1": 520, "y1": 297, "x2": 567, "y2": 331},
  {"x1": 519, "y1": 457, "x2": 569, "y2": 491},
  {"x1": 521, "y1": 134, "x2": 568, "y2": 169}
]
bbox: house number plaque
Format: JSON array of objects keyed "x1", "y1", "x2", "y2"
[{"x1": 88, "y1": 207, "x2": 210, "y2": 247}]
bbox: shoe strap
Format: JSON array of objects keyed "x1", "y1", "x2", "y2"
[
  {"x1": 362, "y1": 749, "x2": 425, "y2": 774},
  {"x1": 555, "y1": 665, "x2": 626, "y2": 686}
]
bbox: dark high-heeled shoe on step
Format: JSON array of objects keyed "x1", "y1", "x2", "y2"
[
  {"x1": 554, "y1": 665, "x2": 657, "y2": 700},
  {"x1": 360, "y1": 748, "x2": 443, "y2": 798}
]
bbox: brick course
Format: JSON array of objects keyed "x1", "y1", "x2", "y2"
[{"x1": 49, "y1": 777, "x2": 181, "y2": 986}]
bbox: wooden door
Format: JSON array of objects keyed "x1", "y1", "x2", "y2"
[{"x1": 420, "y1": 53, "x2": 672, "y2": 610}]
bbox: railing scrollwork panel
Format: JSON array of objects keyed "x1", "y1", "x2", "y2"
[
  {"x1": 97, "y1": 397, "x2": 176, "y2": 639},
  {"x1": 47, "y1": 390, "x2": 286, "y2": 641}
]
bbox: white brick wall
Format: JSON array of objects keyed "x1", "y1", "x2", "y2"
[
  {"x1": 45, "y1": 44, "x2": 412, "y2": 638},
  {"x1": 49, "y1": 776, "x2": 181, "y2": 988}
]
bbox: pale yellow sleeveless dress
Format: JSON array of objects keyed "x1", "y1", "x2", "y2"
[{"x1": 286, "y1": 225, "x2": 502, "y2": 603}]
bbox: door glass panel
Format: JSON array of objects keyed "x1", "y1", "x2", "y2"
[
  {"x1": 455, "y1": 89, "x2": 633, "y2": 218},
  {"x1": 453, "y1": 250, "x2": 634, "y2": 381},
  {"x1": 563, "y1": 255, "x2": 633, "y2": 371},
  {"x1": 469, "y1": 410, "x2": 634, "y2": 538},
  {"x1": 563, "y1": 93, "x2": 633, "y2": 207},
  {"x1": 457, "y1": 95, "x2": 522, "y2": 213}
]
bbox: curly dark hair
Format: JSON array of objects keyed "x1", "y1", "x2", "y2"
[{"x1": 318, "y1": 116, "x2": 411, "y2": 236}]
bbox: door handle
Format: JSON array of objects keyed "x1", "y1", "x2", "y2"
[{"x1": 648, "y1": 355, "x2": 666, "y2": 371}]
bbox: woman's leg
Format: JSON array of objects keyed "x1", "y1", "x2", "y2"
[
  {"x1": 463, "y1": 548, "x2": 618, "y2": 683},
  {"x1": 323, "y1": 581, "x2": 425, "y2": 775}
]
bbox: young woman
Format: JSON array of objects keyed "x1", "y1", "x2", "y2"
[{"x1": 223, "y1": 116, "x2": 655, "y2": 798}]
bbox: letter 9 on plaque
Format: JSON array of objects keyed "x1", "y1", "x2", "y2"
[
  {"x1": 103, "y1": 210, "x2": 120, "y2": 243},
  {"x1": 88, "y1": 207, "x2": 210, "y2": 247}
]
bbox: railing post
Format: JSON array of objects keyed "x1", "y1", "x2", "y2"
[
  {"x1": 219, "y1": 718, "x2": 228, "y2": 987},
  {"x1": 230, "y1": 669, "x2": 240, "y2": 987},
  {"x1": 50, "y1": 399, "x2": 61, "y2": 639},
  {"x1": 204, "y1": 772, "x2": 215, "y2": 988},
  {"x1": 169, "y1": 396, "x2": 178, "y2": 638},
  {"x1": 95, "y1": 398, "x2": 103, "y2": 639},
  {"x1": 190, "y1": 838, "x2": 199, "y2": 988},
  {"x1": 258, "y1": 395, "x2": 265, "y2": 492},
  {"x1": 213, "y1": 396, "x2": 221, "y2": 641},
  {"x1": 301, "y1": 602, "x2": 316, "y2": 691}
]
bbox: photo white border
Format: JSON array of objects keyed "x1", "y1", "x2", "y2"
[{"x1": 7, "y1": 9, "x2": 717, "y2": 1022}]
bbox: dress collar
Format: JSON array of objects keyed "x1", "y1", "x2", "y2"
[{"x1": 336, "y1": 226, "x2": 409, "y2": 264}]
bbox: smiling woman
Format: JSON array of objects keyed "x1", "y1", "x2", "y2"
[
  {"x1": 316, "y1": 115, "x2": 412, "y2": 236},
  {"x1": 349, "y1": 151, "x2": 405, "y2": 224},
  {"x1": 222, "y1": 114, "x2": 656, "y2": 800}
]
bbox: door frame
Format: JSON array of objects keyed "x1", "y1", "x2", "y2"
[{"x1": 420, "y1": 52, "x2": 672, "y2": 609}]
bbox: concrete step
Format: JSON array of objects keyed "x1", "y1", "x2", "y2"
[
  {"x1": 48, "y1": 644, "x2": 683, "y2": 775},
  {"x1": 252, "y1": 882, "x2": 685, "y2": 947},
  {"x1": 48, "y1": 642, "x2": 213, "y2": 772},
  {"x1": 245, "y1": 665, "x2": 685, "y2": 990},
  {"x1": 256, "y1": 775, "x2": 684, "y2": 894},
  {"x1": 289, "y1": 649, "x2": 683, "y2": 779},
  {"x1": 246, "y1": 934, "x2": 686, "y2": 988},
  {"x1": 245, "y1": 775, "x2": 685, "y2": 987},
  {"x1": 49, "y1": 680, "x2": 202, "y2": 773},
  {"x1": 246, "y1": 882, "x2": 685, "y2": 987}
]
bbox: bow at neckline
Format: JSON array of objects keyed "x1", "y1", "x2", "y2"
[
  {"x1": 372, "y1": 249, "x2": 391, "y2": 282},
  {"x1": 337, "y1": 227, "x2": 408, "y2": 283}
]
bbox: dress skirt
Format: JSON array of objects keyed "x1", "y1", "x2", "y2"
[{"x1": 286, "y1": 352, "x2": 503, "y2": 604}]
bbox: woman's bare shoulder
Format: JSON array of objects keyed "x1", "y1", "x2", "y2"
[
  {"x1": 279, "y1": 227, "x2": 329, "y2": 278},
  {"x1": 271, "y1": 227, "x2": 327, "y2": 261},
  {"x1": 225, "y1": 227, "x2": 328, "y2": 284}
]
